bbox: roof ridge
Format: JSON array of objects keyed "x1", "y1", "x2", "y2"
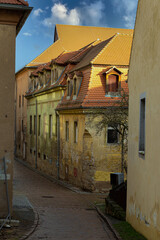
[
  {"x1": 115, "y1": 32, "x2": 133, "y2": 36},
  {"x1": 91, "y1": 35, "x2": 117, "y2": 64},
  {"x1": 56, "y1": 24, "x2": 134, "y2": 31}
]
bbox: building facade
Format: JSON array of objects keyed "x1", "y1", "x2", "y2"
[
  {"x1": 15, "y1": 25, "x2": 133, "y2": 162},
  {"x1": 127, "y1": 0, "x2": 160, "y2": 239},
  {"x1": 57, "y1": 34, "x2": 132, "y2": 192},
  {"x1": 0, "y1": 0, "x2": 31, "y2": 217}
]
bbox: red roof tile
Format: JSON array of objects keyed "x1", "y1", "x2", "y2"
[{"x1": 0, "y1": 0, "x2": 29, "y2": 6}]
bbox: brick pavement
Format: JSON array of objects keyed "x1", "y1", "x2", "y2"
[{"x1": 13, "y1": 160, "x2": 117, "y2": 240}]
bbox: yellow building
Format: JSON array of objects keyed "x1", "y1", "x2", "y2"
[
  {"x1": 127, "y1": 0, "x2": 160, "y2": 239},
  {"x1": 57, "y1": 33, "x2": 133, "y2": 192},
  {"x1": 16, "y1": 25, "x2": 133, "y2": 161}
]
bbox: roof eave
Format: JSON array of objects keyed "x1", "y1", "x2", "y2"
[{"x1": 0, "y1": 4, "x2": 32, "y2": 35}]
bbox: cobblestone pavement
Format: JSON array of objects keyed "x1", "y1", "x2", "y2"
[{"x1": 13, "y1": 160, "x2": 117, "y2": 240}]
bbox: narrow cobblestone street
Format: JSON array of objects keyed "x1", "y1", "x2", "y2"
[{"x1": 13, "y1": 160, "x2": 117, "y2": 240}]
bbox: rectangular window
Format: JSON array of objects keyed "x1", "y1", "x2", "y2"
[
  {"x1": 74, "y1": 78, "x2": 77, "y2": 95},
  {"x1": 139, "y1": 96, "x2": 146, "y2": 154},
  {"x1": 65, "y1": 121, "x2": 69, "y2": 141},
  {"x1": 67, "y1": 81, "x2": 70, "y2": 96},
  {"x1": 19, "y1": 95, "x2": 21, "y2": 108},
  {"x1": 38, "y1": 115, "x2": 41, "y2": 136},
  {"x1": 22, "y1": 95, "x2": 24, "y2": 106},
  {"x1": 74, "y1": 121, "x2": 78, "y2": 143},
  {"x1": 22, "y1": 120, "x2": 23, "y2": 132},
  {"x1": 34, "y1": 115, "x2": 36, "y2": 135},
  {"x1": 106, "y1": 75, "x2": 119, "y2": 94},
  {"x1": 107, "y1": 126, "x2": 118, "y2": 144},
  {"x1": 49, "y1": 115, "x2": 52, "y2": 139},
  {"x1": 30, "y1": 116, "x2": 32, "y2": 134}
]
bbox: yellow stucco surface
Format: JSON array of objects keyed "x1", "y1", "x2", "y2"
[
  {"x1": 27, "y1": 87, "x2": 64, "y2": 178},
  {"x1": 127, "y1": 0, "x2": 160, "y2": 239},
  {"x1": 59, "y1": 65, "x2": 128, "y2": 191}
]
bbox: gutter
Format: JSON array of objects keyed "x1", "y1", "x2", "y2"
[
  {"x1": 16, "y1": 65, "x2": 37, "y2": 76},
  {"x1": 0, "y1": 4, "x2": 33, "y2": 35}
]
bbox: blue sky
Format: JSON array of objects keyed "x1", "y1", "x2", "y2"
[{"x1": 16, "y1": 0, "x2": 138, "y2": 72}]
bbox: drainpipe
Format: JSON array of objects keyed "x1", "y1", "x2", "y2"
[
  {"x1": 32, "y1": 94, "x2": 38, "y2": 169},
  {"x1": 14, "y1": 77, "x2": 17, "y2": 157},
  {"x1": 35, "y1": 98, "x2": 38, "y2": 169},
  {"x1": 56, "y1": 111, "x2": 60, "y2": 179}
]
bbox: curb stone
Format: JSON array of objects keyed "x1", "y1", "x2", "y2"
[
  {"x1": 95, "y1": 206, "x2": 123, "y2": 240},
  {"x1": 20, "y1": 208, "x2": 39, "y2": 240}
]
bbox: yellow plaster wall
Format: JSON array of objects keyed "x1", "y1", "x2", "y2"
[
  {"x1": 59, "y1": 65, "x2": 128, "y2": 191},
  {"x1": 127, "y1": 1, "x2": 160, "y2": 239},
  {"x1": 0, "y1": 24, "x2": 15, "y2": 217},
  {"x1": 16, "y1": 68, "x2": 33, "y2": 159},
  {"x1": 27, "y1": 89, "x2": 64, "y2": 178}
]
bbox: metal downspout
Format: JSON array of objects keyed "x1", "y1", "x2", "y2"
[
  {"x1": 35, "y1": 99, "x2": 38, "y2": 169},
  {"x1": 56, "y1": 112, "x2": 60, "y2": 179}
]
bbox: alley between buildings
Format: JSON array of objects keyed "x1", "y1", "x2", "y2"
[{"x1": 13, "y1": 160, "x2": 117, "y2": 240}]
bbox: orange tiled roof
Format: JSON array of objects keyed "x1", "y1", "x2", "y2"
[
  {"x1": 27, "y1": 25, "x2": 133, "y2": 67},
  {"x1": 57, "y1": 67, "x2": 128, "y2": 110},
  {"x1": 0, "y1": 0, "x2": 28, "y2": 6},
  {"x1": 26, "y1": 64, "x2": 74, "y2": 97},
  {"x1": 71, "y1": 33, "x2": 133, "y2": 72}
]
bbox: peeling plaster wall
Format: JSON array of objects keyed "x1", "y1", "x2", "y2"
[
  {"x1": 59, "y1": 112, "x2": 123, "y2": 192},
  {"x1": 127, "y1": 0, "x2": 160, "y2": 239},
  {"x1": 0, "y1": 24, "x2": 15, "y2": 217}
]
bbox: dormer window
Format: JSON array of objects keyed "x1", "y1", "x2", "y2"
[
  {"x1": 73, "y1": 78, "x2": 77, "y2": 95},
  {"x1": 67, "y1": 81, "x2": 70, "y2": 96},
  {"x1": 105, "y1": 67, "x2": 122, "y2": 97},
  {"x1": 55, "y1": 69, "x2": 58, "y2": 81},
  {"x1": 106, "y1": 74, "x2": 119, "y2": 94},
  {"x1": 51, "y1": 68, "x2": 58, "y2": 84}
]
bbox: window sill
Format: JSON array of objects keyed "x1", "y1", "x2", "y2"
[
  {"x1": 139, "y1": 150, "x2": 145, "y2": 156},
  {"x1": 73, "y1": 95, "x2": 77, "y2": 100},
  {"x1": 107, "y1": 142, "x2": 120, "y2": 145},
  {"x1": 105, "y1": 93, "x2": 120, "y2": 98}
]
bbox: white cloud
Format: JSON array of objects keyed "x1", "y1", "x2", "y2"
[
  {"x1": 112, "y1": 0, "x2": 138, "y2": 28},
  {"x1": 33, "y1": 8, "x2": 43, "y2": 17},
  {"x1": 43, "y1": 1, "x2": 105, "y2": 28},
  {"x1": 78, "y1": 1, "x2": 105, "y2": 26},
  {"x1": 23, "y1": 32, "x2": 32, "y2": 37},
  {"x1": 43, "y1": 3, "x2": 80, "y2": 27}
]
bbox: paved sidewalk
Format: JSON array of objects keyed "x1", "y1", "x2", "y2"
[{"x1": 13, "y1": 160, "x2": 118, "y2": 240}]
